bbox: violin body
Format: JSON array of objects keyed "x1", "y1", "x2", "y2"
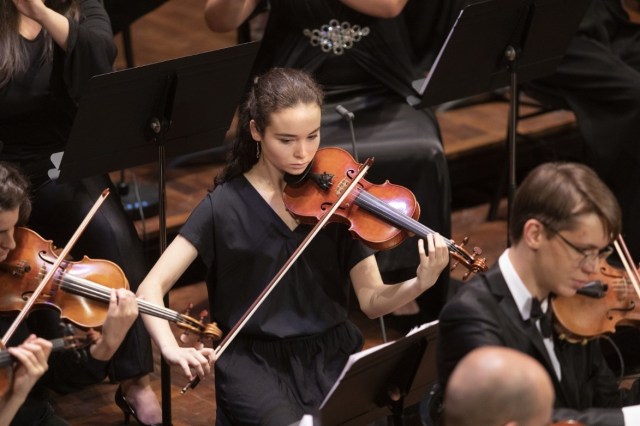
[
  {"x1": 284, "y1": 147, "x2": 420, "y2": 250},
  {"x1": 552, "y1": 259, "x2": 639, "y2": 343},
  {"x1": 283, "y1": 147, "x2": 487, "y2": 277},
  {"x1": 0, "y1": 227, "x2": 127, "y2": 328},
  {"x1": 0, "y1": 227, "x2": 222, "y2": 340}
]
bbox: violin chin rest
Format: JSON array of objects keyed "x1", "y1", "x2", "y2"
[{"x1": 576, "y1": 281, "x2": 606, "y2": 298}]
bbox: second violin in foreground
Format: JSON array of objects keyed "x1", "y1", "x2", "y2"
[{"x1": 0, "y1": 227, "x2": 222, "y2": 342}]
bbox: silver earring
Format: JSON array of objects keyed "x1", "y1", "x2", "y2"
[{"x1": 256, "y1": 142, "x2": 261, "y2": 158}]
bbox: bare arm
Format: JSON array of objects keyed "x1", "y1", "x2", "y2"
[
  {"x1": 13, "y1": 0, "x2": 71, "y2": 50},
  {"x1": 351, "y1": 234, "x2": 449, "y2": 319},
  {"x1": 204, "y1": 0, "x2": 261, "y2": 33},
  {"x1": 136, "y1": 235, "x2": 215, "y2": 380}
]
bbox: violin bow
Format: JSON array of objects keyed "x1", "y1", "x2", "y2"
[
  {"x1": 180, "y1": 158, "x2": 374, "y2": 394},
  {"x1": 1, "y1": 189, "x2": 110, "y2": 345},
  {"x1": 613, "y1": 235, "x2": 640, "y2": 300}
]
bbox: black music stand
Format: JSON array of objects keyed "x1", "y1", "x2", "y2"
[
  {"x1": 410, "y1": 0, "x2": 589, "y2": 245},
  {"x1": 318, "y1": 321, "x2": 439, "y2": 425},
  {"x1": 50, "y1": 41, "x2": 260, "y2": 425}
]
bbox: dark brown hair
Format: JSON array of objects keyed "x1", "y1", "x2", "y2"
[
  {"x1": 215, "y1": 68, "x2": 324, "y2": 186},
  {"x1": 0, "y1": 0, "x2": 79, "y2": 88},
  {"x1": 0, "y1": 162, "x2": 31, "y2": 225},
  {"x1": 509, "y1": 162, "x2": 621, "y2": 243}
]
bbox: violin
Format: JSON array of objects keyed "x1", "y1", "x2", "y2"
[
  {"x1": 0, "y1": 227, "x2": 222, "y2": 341},
  {"x1": 0, "y1": 334, "x2": 89, "y2": 397},
  {"x1": 551, "y1": 260, "x2": 632, "y2": 343},
  {"x1": 283, "y1": 147, "x2": 488, "y2": 278},
  {"x1": 552, "y1": 236, "x2": 640, "y2": 344},
  {"x1": 623, "y1": 0, "x2": 640, "y2": 24}
]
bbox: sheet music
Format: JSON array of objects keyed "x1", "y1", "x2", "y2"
[
  {"x1": 320, "y1": 320, "x2": 439, "y2": 408},
  {"x1": 320, "y1": 340, "x2": 393, "y2": 408},
  {"x1": 406, "y1": 319, "x2": 439, "y2": 336}
]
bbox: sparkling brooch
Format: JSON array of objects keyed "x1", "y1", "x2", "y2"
[{"x1": 303, "y1": 19, "x2": 370, "y2": 55}]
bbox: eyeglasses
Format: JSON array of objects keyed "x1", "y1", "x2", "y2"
[{"x1": 545, "y1": 224, "x2": 613, "y2": 264}]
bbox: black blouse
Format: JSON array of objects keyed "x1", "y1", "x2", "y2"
[
  {"x1": 179, "y1": 175, "x2": 375, "y2": 338},
  {"x1": 0, "y1": 0, "x2": 116, "y2": 183},
  {"x1": 256, "y1": 0, "x2": 421, "y2": 103}
]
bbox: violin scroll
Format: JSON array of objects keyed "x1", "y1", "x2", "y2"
[
  {"x1": 449, "y1": 236, "x2": 487, "y2": 280},
  {"x1": 177, "y1": 304, "x2": 223, "y2": 345}
]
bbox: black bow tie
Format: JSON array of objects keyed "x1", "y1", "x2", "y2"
[{"x1": 530, "y1": 298, "x2": 553, "y2": 338}]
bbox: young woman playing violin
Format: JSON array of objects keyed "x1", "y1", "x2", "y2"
[
  {"x1": 136, "y1": 67, "x2": 450, "y2": 425},
  {"x1": 0, "y1": 0, "x2": 160, "y2": 422},
  {"x1": 0, "y1": 161, "x2": 139, "y2": 425}
]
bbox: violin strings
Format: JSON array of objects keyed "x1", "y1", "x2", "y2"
[
  {"x1": 0, "y1": 352, "x2": 11, "y2": 366},
  {"x1": 355, "y1": 191, "x2": 470, "y2": 260},
  {"x1": 55, "y1": 273, "x2": 184, "y2": 324}
]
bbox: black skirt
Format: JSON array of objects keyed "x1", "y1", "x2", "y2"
[{"x1": 214, "y1": 321, "x2": 363, "y2": 426}]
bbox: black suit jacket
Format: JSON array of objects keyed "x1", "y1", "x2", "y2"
[{"x1": 438, "y1": 265, "x2": 637, "y2": 426}]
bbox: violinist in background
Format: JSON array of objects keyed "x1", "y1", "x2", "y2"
[
  {"x1": 0, "y1": 0, "x2": 160, "y2": 422},
  {"x1": 437, "y1": 162, "x2": 640, "y2": 426},
  {"x1": 444, "y1": 346, "x2": 555, "y2": 426},
  {"x1": 0, "y1": 161, "x2": 139, "y2": 425},
  {"x1": 137, "y1": 67, "x2": 449, "y2": 425}
]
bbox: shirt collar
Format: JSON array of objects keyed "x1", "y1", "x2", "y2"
[{"x1": 498, "y1": 249, "x2": 548, "y2": 321}]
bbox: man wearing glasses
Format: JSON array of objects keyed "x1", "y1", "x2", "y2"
[{"x1": 436, "y1": 162, "x2": 640, "y2": 426}]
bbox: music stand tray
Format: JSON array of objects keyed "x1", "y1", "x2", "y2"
[
  {"x1": 319, "y1": 321, "x2": 439, "y2": 426},
  {"x1": 410, "y1": 0, "x2": 590, "y2": 108},
  {"x1": 54, "y1": 41, "x2": 260, "y2": 182}
]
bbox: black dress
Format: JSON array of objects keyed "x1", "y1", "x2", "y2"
[
  {"x1": 0, "y1": 0, "x2": 152, "y2": 383},
  {"x1": 249, "y1": 0, "x2": 452, "y2": 322},
  {"x1": 180, "y1": 176, "x2": 375, "y2": 425}
]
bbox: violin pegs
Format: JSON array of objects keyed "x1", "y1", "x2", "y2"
[
  {"x1": 460, "y1": 236, "x2": 469, "y2": 247},
  {"x1": 182, "y1": 303, "x2": 194, "y2": 317},
  {"x1": 450, "y1": 261, "x2": 459, "y2": 271}
]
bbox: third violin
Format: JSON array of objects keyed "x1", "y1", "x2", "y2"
[{"x1": 552, "y1": 256, "x2": 640, "y2": 344}]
